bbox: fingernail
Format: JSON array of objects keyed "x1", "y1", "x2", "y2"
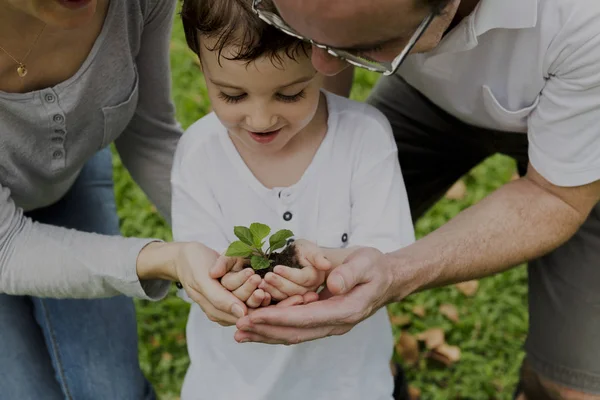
[
  {"x1": 334, "y1": 275, "x2": 346, "y2": 293},
  {"x1": 239, "y1": 339, "x2": 249, "y2": 343},
  {"x1": 231, "y1": 304, "x2": 244, "y2": 318}
]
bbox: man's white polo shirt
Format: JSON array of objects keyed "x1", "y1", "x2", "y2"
[{"x1": 399, "y1": 0, "x2": 600, "y2": 187}]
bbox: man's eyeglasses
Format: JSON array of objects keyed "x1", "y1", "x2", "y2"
[{"x1": 252, "y1": 0, "x2": 435, "y2": 76}]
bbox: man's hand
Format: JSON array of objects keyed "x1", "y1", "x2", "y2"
[{"x1": 234, "y1": 247, "x2": 402, "y2": 344}]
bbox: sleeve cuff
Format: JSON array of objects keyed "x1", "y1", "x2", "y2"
[
  {"x1": 529, "y1": 145, "x2": 600, "y2": 187},
  {"x1": 107, "y1": 238, "x2": 171, "y2": 301}
]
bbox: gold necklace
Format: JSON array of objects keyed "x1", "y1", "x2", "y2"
[{"x1": 0, "y1": 23, "x2": 47, "y2": 78}]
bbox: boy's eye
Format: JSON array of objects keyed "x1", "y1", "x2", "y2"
[
  {"x1": 218, "y1": 92, "x2": 247, "y2": 104},
  {"x1": 276, "y1": 90, "x2": 306, "y2": 103}
]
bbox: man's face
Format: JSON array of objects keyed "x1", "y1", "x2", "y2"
[{"x1": 271, "y1": 0, "x2": 461, "y2": 75}]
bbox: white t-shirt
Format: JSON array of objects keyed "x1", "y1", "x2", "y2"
[
  {"x1": 398, "y1": 0, "x2": 600, "y2": 187},
  {"x1": 171, "y1": 91, "x2": 415, "y2": 400}
]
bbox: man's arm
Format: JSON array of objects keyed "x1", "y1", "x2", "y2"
[
  {"x1": 388, "y1": 164, "x2": 600, "y2": 300},
  {"x1": 233, "y1": 167, "x2": 599, "y2": 345}
]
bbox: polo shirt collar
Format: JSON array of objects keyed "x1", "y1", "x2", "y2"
[
  {"x1": 428, "y1": 0, "x2": 538, "y2": 55},
  {"x1": 473, "y1": 0, "x2": 538, "y2": 36}
]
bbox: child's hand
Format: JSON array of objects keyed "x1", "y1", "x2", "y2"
[
  {"x1": 259, "y1": 239, "x2": 332, "y2": 301},
  {"x1": 212, "y1": 257, "x2": 271, "y2": 308}
]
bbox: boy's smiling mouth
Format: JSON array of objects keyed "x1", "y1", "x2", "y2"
[{"x1": 247, "y1": 129, "x2": 282, "y2": 144}]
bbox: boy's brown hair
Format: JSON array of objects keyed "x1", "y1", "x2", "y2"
[{"x1": 181, "y1": 0, "x2": 308, "y2": 66}]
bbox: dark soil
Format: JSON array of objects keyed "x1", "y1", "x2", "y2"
[{"x1": 244, "y1": 244, "x2": 302, "y2": 278}]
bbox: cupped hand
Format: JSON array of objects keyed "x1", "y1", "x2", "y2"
[
  {"x1": 173, "y1": 244, "x2": 250, "y2": 326},
  {"x1": 234, "y1": 247, "x2": 400, "y2": 345}
]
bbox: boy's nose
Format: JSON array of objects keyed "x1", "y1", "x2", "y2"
[{"x1": 246, "y1": 111, "x2": 277, "y2": 132}]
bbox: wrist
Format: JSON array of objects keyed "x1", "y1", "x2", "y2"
[
  {"x1": 136, "y1": 241, "x2": 180, "y2": 281},
  {"x1": 385, "y1": 248, "x2": 438, "y2": 303}
]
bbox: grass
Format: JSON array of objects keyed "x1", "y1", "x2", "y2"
[{"x1": 113, "y1": 12, "x2": 528, "y2": 400}]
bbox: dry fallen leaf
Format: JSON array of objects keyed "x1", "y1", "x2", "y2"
[
  {"x1": 429, "y1": 343, "x2": 461, "y2": 366},
  {"x1": 149, "y1": 335, "x2": 160, "y2": 348},
  {"x1": 439, "y1": 303, "x2": 460, "y2": 323},
  {"x1": 389, "y1": 360, "x2": 397, "y2": 376},
  {"x1": 455, "y1": 280, "x2": 479, "y2": 296},
  {"x1": 390, "y1": 314, "x2": 412, "y2": 327},
  {"x1": 408, "y1": 386, "x2": 422, "y2": 400},
  {"x1": 445, "y1": 180, "x2": 467, "y2": 200},
  {"x1": 416, "y1": 328, "x2": 445, "y2": 350},
  {"x1": 396, "y1": 331, "x2": 420, "y2": 366},
  {"x1": 412, "y1": 305, "x2": 427, "y2": 318}
]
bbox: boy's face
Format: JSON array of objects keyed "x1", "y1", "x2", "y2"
[{"x1": 200, "y1": 37, "x2": 325, "y2": 155}]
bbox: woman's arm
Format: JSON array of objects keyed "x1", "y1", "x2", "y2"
[
  {"x1": 0, "y1": 183, "x2": 169, "y2": 299},
  {"x1": 115, "y1": 0, "x2": 183, "y2": 222}
]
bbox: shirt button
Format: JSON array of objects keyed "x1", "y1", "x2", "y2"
[
  {"x1": 45, "y1": 93, "x2": 55, "y2": 103},
  {"x1": 53, "y1": 114, "x2": 64, "y2": 123},
  {"x1": 54, "y1": 129, "x2": 66, "y2": 135},
  {"x1": 283, "y1": 211, "x2": 293, "y2": 221},
  {"x1": 341, "y1": 233, "x2": 348, "y2": 243},
  {"x1": 52, "y1": 150, "x2": 64, "y2": 159},
  {"x1": 51, "y1": 136, "x2": 64, "y2": 144}
]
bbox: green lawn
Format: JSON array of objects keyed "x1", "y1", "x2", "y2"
[{"x1": 114, "y1": 12, "x2": 528, "y2": 400}]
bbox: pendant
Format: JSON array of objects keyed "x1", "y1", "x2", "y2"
[{"x1": 17, "y1": 64, "x2": 27, "y2": 78}]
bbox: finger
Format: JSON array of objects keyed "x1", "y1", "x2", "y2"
[
  {"x1": 234, "y1": 331, "x2": 288, "y2": 345},
  {"x1": 272, "y1": 265, "x2": 319, "y2": 287},
  {"x1": 258, "y1": 280, "x2": 288, "y2": 301},
  {"x1": 231, "y1": 274, "x2": 262, "y2": 302},
  {"x1": 303, "y1": 291, "x2": 320, "y2": 304},
  {"x1": 221, "y1": 269, "x2": 255, "y2": 291},
  {"x1": 209, "y1": 256, "x2": 244, "y2": 279},
  {"x1": 234, "y1": 323, "x2": 351, "y2": 345},
  {"x1": 196, "y1": 275, "x2": 248, "y2": 319},
  {"x1": 275, "y1": 294, "x2": 307, "y2": 308},
  {"x1": 245, "y1": 292, "x2": 364, "y2": 327},
  {"x1": 246, "y1": 289, "x2": 266, "y2": 308},
  {"x1": 261, "y1": 292, "x2": 272, "y2": 307},
  {"x1": 296, "y1": 244, "x2": 332, "y2": 271},
  {"x1": 326, "y1": 254, "x2": 371, "y2": 295},
  {"x1": 185, "y1": 289, "x2": 239, "y2": 326},
  {"x1": 264, "y1": 272, "x2": 309, "y2": 296}
]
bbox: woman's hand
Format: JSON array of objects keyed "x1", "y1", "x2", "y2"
[{"x1": 136, "y1": 241, "x2": 249, "y2": 326}]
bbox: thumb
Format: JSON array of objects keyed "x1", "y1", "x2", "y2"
[
  {"x1": 209, "y1": 256, "x2": 240, "y2": 279},
  {"x1": 326, "y1": 254, "x2": 370, "y2": 295},
  {"x1": 301, "y1": 246, "x2": 332, "y2": 272}
]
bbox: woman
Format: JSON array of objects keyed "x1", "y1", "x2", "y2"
[{"x1": 0, "y1": 0, "x2": 204, "y2": 398}]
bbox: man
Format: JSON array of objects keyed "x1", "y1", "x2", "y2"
[{"x1": 233, "y1": 0, "x2": 600, "y2": 399}]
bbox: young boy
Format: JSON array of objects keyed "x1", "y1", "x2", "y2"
[{"x1": 172, "y1": 0, "x2": 415, "y2": 398}]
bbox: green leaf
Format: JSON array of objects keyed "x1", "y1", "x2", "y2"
[
  {"x1": 233, "y1": 226, "x2": 254, "y2": 247},
  {"x1": 249, "y1": 223, "x2": 270, "y2": 248},
  {"x1": 251, "y1": 255, "x2": 271, "y2": 271},
  {"x1": 224, "y1": 241, "x2": 253, "y2": 258},
  {"x1": 269, "y1": 229, "x2": 294, "y2": 252}
]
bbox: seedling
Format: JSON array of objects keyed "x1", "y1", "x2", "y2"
[{"x1": 224, "y1": 223, "x2": 300, "y2": 277}]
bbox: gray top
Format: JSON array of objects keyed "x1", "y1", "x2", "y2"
[{"x1": 0, "y1": 0, "x2": 181, "y2": 299}]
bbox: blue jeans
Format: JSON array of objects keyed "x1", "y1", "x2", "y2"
[{"x1": 0, "y1": 148, "x2": 155, "y2": 399}]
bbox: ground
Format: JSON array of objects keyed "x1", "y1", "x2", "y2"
[{"x1": 113, "y1": 12, "x2": 528, "y2": 400}]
